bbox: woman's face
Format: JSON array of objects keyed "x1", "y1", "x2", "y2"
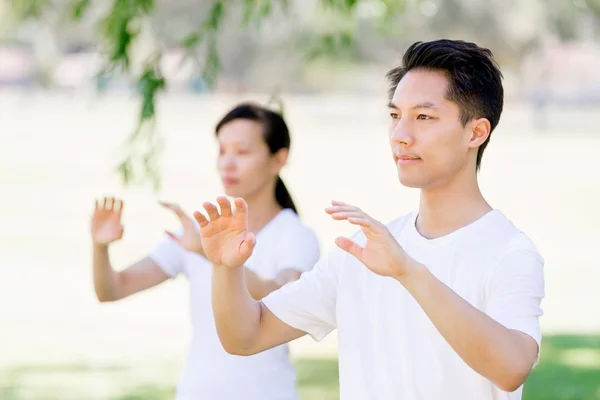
[{"x1": 217, "y1": 119, "x2": 282, "y2": 199}]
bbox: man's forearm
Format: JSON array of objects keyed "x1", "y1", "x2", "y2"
[
  {"x1": 212, "y1": 265, "x2": 262, "y2": 354},
  {"x1": 398, "y1": 262, "x2": 535, "y2": 392}
]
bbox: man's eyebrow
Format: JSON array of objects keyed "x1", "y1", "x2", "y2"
[{"x1": 387, "y1": 101, "x2": 440, "y2": 110}]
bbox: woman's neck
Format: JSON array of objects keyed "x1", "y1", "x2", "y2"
[{"x1": 243, "y1": 184, "x2": 283, "y2": 234}]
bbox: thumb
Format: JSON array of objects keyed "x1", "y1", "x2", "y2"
[
  {"x1": 239, "y1": 231, "x2": 256, "y2": 260},
  {"x1": 335, "y1": 237, "x2": 363, "y2": 260}
]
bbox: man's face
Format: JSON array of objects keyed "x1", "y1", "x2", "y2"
[{"x1": 388, "y1": 69, "x2": 479, "y2": 189}]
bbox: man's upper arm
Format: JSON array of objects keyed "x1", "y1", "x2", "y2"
[
  {"x1": 262, "y1": 247, "x2": 342, "y2": 342},
  {"x1": 485, "y1": 235, "x2": 545, "y2": 363}
]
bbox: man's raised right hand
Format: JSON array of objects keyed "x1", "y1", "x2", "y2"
[{"x1": 193, "y1": 196, "x2": 256, "y2": 268}]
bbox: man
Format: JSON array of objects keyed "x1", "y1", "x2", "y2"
[{"x1": 190, "y1": 39, "x2": 545, "y2": 399}]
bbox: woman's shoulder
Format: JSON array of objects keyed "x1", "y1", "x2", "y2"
[{"x1": 271, "y1": 209, "x2": 319, "y2": 243}]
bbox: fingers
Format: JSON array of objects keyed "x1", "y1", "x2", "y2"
[
  {"x1": 103, "y1": 197, "x2": 115, "y2": 210},
  {"x1": 328, "y1": 211, "x2": 366, "y2": 221},
  {"x1": 326, "y1": 203, "x2": 369, "y2": 222},
  {"x1": 114, "y1": 199, "x2": 123, "y2": 214},
  {"x1": 216, "y1": 196, "x2": 233, "y2": 218},
  {"x1": 239, "y1": 231, "x2": 256, "y2": 260},
  {"x1": 203, "y1": 202, "x2": 220, "y2": 221},
  {"x1": 193, "y1": 211, "x2": 209, "y2": 228},
  {"x1": 325, "y1": 203, "x2": 363, "y2": 215},
  {"x1": 347, "y1": 216, "x2": 375, "y2": 229},
  {"x1": 335, "y1": 237, "x2": 363, "y2": 260},
  {"x1": 159, "y1": 201, "x2": 189, "y2": 220},
  {"x1": 165, "y1": 230, "x2": 181, "y2": 244},
  {"x1": 234, "y1": 197, "x2": 248, "y2": 223},
  {"x1": 331, "y1": 200, "x2": 350, "y2": 207},
  {"x1": 194, "y1": 196, "x2": 246, "y2": 227},
  {"x1": 96, "y1": 197, "x2": 122, "y2": 212},
  {"x1": 326, "y1": 202, "x2": 381, "y2": 231}
]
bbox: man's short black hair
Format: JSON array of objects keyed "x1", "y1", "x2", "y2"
[{"x1": 386, "y1": 39, "x2": 504, "y2": 171}]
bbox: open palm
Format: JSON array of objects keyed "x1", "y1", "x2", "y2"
[
  {"x1": 326, "y1": 201, "x2": 409, "y2": 278},
  {"x1": 91, "y1": 198, "x2": 124, "y2": 245},
  {"x1": 160, "y1": 202, "x2": 204, "y2": 256},
  {"x1": 193, "y1": 196, "x2": 256, "y2": 268}
]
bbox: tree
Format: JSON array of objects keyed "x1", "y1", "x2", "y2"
[
  {"x1": 9, "y1": 0, "x2": 411, "y2": 189},
  {"x1": 9, "y1": 0, "x2": 600, "y2": 189}
]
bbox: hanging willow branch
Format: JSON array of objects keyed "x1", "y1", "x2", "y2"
[{"x1": 11, "y1": 0, "x2": 409, "y2": 190}]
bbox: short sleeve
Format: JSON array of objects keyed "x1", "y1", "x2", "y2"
[
  {"x1": 148, "y1": 229, "x2": 187, "y2": 278},
  {"x1": 485, "y1": 235, "x2": 545, "y2": 350},
  {"x1": 262, "y1": 246, "x2": 343, "y2": 342},
  {"x1": 276, "y1": 226, "x2": 320, "y2": 273}
]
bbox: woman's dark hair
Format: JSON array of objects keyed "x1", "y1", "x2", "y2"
[{"x1": 215, "y1": 103, "x2": 297, "y2": 214}]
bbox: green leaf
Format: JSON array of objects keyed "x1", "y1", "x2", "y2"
[
  {"x1": 206, "y1": 0, "x2": 225, "y2": 31},
  {"x1": 138, "y1": 62, "x2": 166, "y2": 121},
  {"x1": 71, "y1": 0, "x2": 90, "y2": 20},
  {"x1": 202, "y1": 36, "x2": 221, "y2": 87},
  {"x1": 241, "y1": 0, "x2": 256, "y2": 25},
  {"x1": 12, "y1": 0, "x2": 52, "y2": 20},
  {"x1": 182, "y1": 31, "x2": 202, "y2": 49},
  {"x1": 259, "y1": 1, "x2": 272, "y2": 18},
  {"x1": 304, "y1": 30, "x2": 357, "y2": 61},
  {"x1": 136, "y1": 0, "x2": 154, "y2": 14},
  {"x1": 319, "y1": 0, "x2": 358, "y2": 13}
]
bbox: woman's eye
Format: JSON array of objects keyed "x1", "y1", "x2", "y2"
[{"x1": 417, "y1": 114, "x2": 431, "y2": 120}]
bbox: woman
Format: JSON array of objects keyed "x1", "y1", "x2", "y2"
[{"x1": 90, "y1": 103, "x2": 320, "y2": 400}]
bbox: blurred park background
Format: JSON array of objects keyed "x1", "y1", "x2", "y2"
[{"x1": 1, "y1": 0, "x2": 600, "y2": 399}]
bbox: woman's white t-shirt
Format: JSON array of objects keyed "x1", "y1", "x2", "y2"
[{"x1": 149, "y1": 209, "x2": 320, "y2": 400}]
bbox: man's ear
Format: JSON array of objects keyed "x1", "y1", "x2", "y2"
[{"x1": 468, "y1": 117, "x2": 491, "y2": 149}]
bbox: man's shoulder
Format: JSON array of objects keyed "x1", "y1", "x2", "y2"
[{"x1": 478, "y1": 210, "x2": 543, "y2": 263}]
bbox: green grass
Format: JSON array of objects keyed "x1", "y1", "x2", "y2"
[
  {"x1": 296, "y1": 358, "x2": 340, "y2": 400},
  {"x1": 1, "y1": 335, "x2": 598, "y2": 400},
  {"x1": 523, "y1": 335, "x2": 600, "y2": 400},
  {"x1": 298, "y1": 335, "x2": 600, "y2": 400}
]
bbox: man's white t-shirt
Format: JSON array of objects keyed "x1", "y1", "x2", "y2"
[
  {"x1": 149, "y1": 209, "x2": 320, "y2": 400},
  {"x1": 263, "y1": 209, "x2": 545, "y2": 400}
]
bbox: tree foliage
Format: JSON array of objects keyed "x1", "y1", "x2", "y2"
[{"x1": 9, "y1": 0, "x2": 600, "y2": 189}]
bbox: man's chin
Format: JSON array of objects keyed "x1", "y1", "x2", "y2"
[{"x1": 398, "y1": 174, "x2": 423, "y2": 189}]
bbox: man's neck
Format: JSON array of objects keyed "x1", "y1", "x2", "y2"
[
  {"x1": 416, "y1": 171, "x2": 492, "y2": 240},
  {"x1": 243, "y1": 184, "x2": 283, "y2": 234}
]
